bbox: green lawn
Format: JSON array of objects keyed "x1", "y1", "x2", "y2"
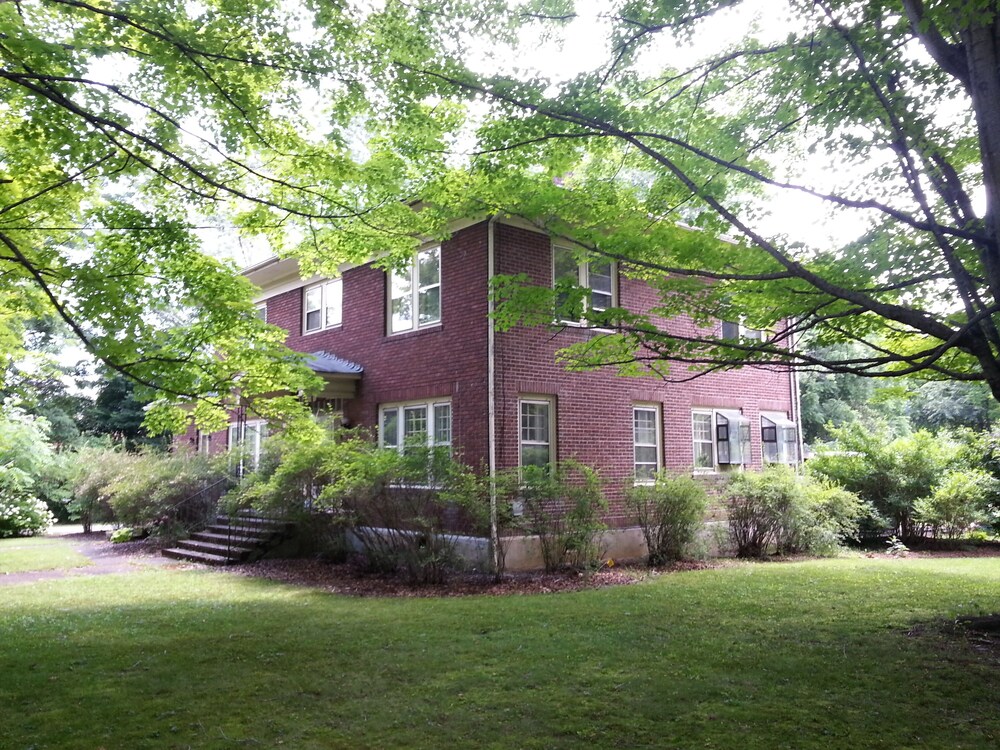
[
  {"x1": 1, "y1": 558, "x2": 998, "y2": 749},
  {"x1": 0, "y1": 536, "x2": 93, "y2": 574}
]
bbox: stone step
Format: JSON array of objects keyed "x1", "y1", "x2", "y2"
[
  {"x1": 214, "y1": 515, "x2": 289, "y2": 531},
  {"x1": 203, "y1": 524, "x2": 281, "y2": 540},
  {"x1": 190, "y1": 530, "x2": 264, "y2": 547},
  {"x1": 174, "y1": 538, "x2": 253, "y2": 558},
  {"x1": 162, "y1": 547, "x2": 234, "y2": 566}
]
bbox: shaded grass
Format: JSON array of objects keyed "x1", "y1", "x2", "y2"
[
  {"x1": 1, "y1": 557, "x2": 999, "y2": 749},
  {"x1": 0, "y1": 536, "x2": 93, "y2": 574}
]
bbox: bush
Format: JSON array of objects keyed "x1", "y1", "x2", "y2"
[
  {"x1": 495, "y1": 461, "x2": 608, "y2": 573},
  {"x1": 70, "y1": 448, "x2": 229, "y2": 539},
  {"x1": 624, "y1": 472, "x2": 708, "y2": 565},
  {"x1": 809, "y1": 423, "x2": 958, "y2": 539},
  {"x1": 914, "y1": 469, "x2": 996, "y2": 539},
  {"x1": 725, "y1": 467, "x2": 865, "y2": 558},
  {"x1": 0, "y1": 465, "x2": 55, "y2": 537}
]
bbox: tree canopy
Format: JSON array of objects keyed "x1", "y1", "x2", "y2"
[{"x1": 7, "y1": 0, "x2": 1000, "y2": 426}]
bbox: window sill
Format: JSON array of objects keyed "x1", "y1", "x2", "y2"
[
  {"x1": 302, "y1": 324, "x2": 343, "y2": 336},
  {"x1": 386, "y1": 322, "x2": 443, "y2": 339}
]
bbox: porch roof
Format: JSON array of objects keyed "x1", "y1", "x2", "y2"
[{"x1": 304, "y1": 351, "x2": 363, "y2": 378}]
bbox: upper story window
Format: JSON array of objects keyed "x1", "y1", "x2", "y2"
[
  {"x1": 692, "y1": 408, "x2": 751, "y2": 472},
  {"x1": 553, "y1": 244, "x2": 616, "y2": 321},
  {"x1": 389, "y1": 247, "x2": 441, "y2": 334},
  {"x1": 721, "y1": 320, "x2": 762, "y2": 341},
  {"x1": 303, "y1": 279, "x2": 342, "y2": 334},
  {"x1": 255, "y1": 303, "x2": 267, "y2": 322},
  {"x1": 761, "y1": 413, "x2": 799, "y2": 465}
]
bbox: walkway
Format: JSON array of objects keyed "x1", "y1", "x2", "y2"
[{"x1": 0, "y1": 528, "x2": 174, "y2": 587}]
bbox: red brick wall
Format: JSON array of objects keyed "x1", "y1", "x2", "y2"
[
  {"x1": 492, "y1": 223, "x2": 795, "y2": 525},
  {"x1": 259, "y1": 223, "x2": 491, "y2": 467},
  {"x1": 202, "y1": 218, "x2": 796, "y2": 530}
]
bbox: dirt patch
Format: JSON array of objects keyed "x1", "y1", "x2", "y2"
[{"x1": 224, "y1": 557, "x2": 720, "y2": 597}]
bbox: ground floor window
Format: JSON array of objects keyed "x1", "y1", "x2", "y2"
[
  {"x1": 761, "y1": 413, "x2": 799, "y2": 464},
  {"x1": 228, "y1": 420, "x2": 267, "y2": 470},
  {"x1": 380, "y1": 400, "x2": 451, "y2": 452},
  {"x1": 520, "y1": 397, "x2": 555, "y2": 469},
  {"x1": 633, "y1": 404, "x2": 662, "y2": 481},
  {"x1": 692, "y1": 408, "x2": 752, "y2": 472},
  {"x1": 197, "y1": 431, "x2": 211, "y2": 455}
]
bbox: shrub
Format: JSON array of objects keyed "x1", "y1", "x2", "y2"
[
  {"x1": 70, "y1": 449, "x2": 229, "y2": 539},
  {"x1": 0, "y1": 465, "x2": 55, "y2": 537},
  {"x1": 725, "y1": 467, "x2": 865, "y2": 558},
  {"x1": 624, "y1": 472, "x2": 708, "y2": 565},
  {"x1": 809, "y1": 423, "x2": 958, "y2": 539},
  {"x1": 914, "y1": 469, "x2": 996, "y2": 539},
  {"x1": 495, "y1": 461, "x2": 608, "y2": 573}
]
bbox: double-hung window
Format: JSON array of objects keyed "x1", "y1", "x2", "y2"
[
  {"x1": 303, "y1": 279, "x2": 342, "y2": 333},
  {"x1": 520, "y1": 397, "x2": 555, "y2": 469},
  {"x1": 553, "y1": 244, "x2": 616, "y2": 322},
  {"x1": 255, "y1": 303, "x2": 267, "y2": 322},
  {"x1": 389, "y1": 247, "x2": 441, "y2": 334},
  {"x1": 692, "y1": 411, "x2": 715, "y2": 471},
  {"x1": 761, "y1": 414, "x2": 799, "y2": 464},
  {"x1": 633, "y1": 405, "x2": 662, "y2": 481}
]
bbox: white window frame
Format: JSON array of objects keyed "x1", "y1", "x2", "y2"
[
  {"x1": 721, "y1": 319, "x2": 762, "y2": 341},
  {"x1": 197, "y1": 431, "x2": 212, "y2": 455},
  {"x1": 255, "y1": 302, "x2": 267, "y2": 322},
  {"x1": 303, "y1": 278, "x2": 343, "y2": 334},
  {"x1": 633, "y1": 404, "x2": 662, "y2": 483},
  {"x1": 228, "y1": 419, "x2": 267, "y2": 470},
  {"x1": 761, "y1": 412, "x2": 799, "y2": 465},
  {"x1": 552, "y1": 243, "x2": 617, "y2": 323},
  {"x1": 692, "y1": 410, "x2": 716, "y2": 472},
  {"x1": 519, "y1": 396, "x2": 556, "y2": 470},
  {"x1": 692, "y1": 408, "x2": 752, "y2": 472},
  {"x1": 379, "y1": 399, "x2": 452, "y2": 454},
  {"x1": 388, "y1": 246, "x2": 442, "y2": 335}
]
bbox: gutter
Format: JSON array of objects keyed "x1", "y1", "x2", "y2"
[{"x1": 487, "y1": 215, "x2": 499, "y2": 573}]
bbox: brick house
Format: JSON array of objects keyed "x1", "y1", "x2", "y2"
[{"x1": 195, "y1": 216, "x2": 800, "y2": 564}]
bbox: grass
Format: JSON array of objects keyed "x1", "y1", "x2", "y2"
[
  {"x1": 1, "y1": 557, "x2": 999, "y2": 749},
  {"x1": 0, "y1": 536, "x2": 93, "y2": 574}
]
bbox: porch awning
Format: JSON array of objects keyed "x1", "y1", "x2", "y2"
[{"x1": 305, "y1": 351, "x2": 363, "y2": 399}]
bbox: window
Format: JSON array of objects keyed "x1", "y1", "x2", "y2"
[
  {"x1": 379, "y1": 399, "x2": 451, "y2": 455},
  {"x1": 762, "y1": 414, "x2": 799, "y2": 464},
  {"x1": 553, "y1": 244, "x2": 616, "y2": 321},
  {"x1": 721, "y1": 320, "x2": 762, "y2": 341},
  {"x1": 692, "y1": 411, "x2": 715, "y2": 470},
  {"x1": 197, "y1": 431, "x2": 212, "y2": 455},
  {"x1": 693, "y1": 408, "x2": 752, "y2": 471},
  {"x1": 715, "y1": 410, "x2": 751, "y2": 466},
  {"x1": 520, "y1": 397, "x2": 555, "y2": 469},
  {"x1": 389, "y1": 247, "x2": 441, "y2": 334},
  {"x1": 633, "y1": 405, "x2": 662, "y2": 481},
  {"x1": 303, "y1": 279, "x2": 342, "y2": 333},
  {"x1": 228, "y1": 420, "x2": 267, "y2": 470},
  {"x1": 255, "y1": 303, "x2": 267, "y2": 322}
]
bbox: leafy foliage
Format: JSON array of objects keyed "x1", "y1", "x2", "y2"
[
  {"x1": 70, "y1": 449, "x2": 229, "y2": 539},
  {"x1": 914, "y1": 470, "x2": 997, "y2": 540},
  {"x1": 624, "y1": 472, "x2": 708, "y2": 565},
  {"x1": 725, "y1": 466, "x2": 864, "y2": 558},
  {"x1": 808, "y1": 423, "x2": 960, "y2": 539},
  {"x1": 494, "y1": 461, "x2": 608, "y2": 573},
  {"x1": 0, "y1": 465, "x2": 54, "y2": 538}
]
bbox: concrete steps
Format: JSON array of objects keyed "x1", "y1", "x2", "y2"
[{"x1": 162, "y1": 512, "x2": 294, "y2": 565}]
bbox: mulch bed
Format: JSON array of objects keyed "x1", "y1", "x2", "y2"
[{"x1": 224, "y1": 558, "x2": 718, "y2": 597}]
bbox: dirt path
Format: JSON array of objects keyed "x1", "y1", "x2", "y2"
[{"x1": 0, "y1": 532, "x2": 174, "y2": 587}]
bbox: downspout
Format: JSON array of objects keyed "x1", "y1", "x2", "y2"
[
  {"x1": 487, "y1": 215, "x2": 499, "y2": 573},
  {"x1": 790, "y1": 329, "x2": 805, "y2": 471}
]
